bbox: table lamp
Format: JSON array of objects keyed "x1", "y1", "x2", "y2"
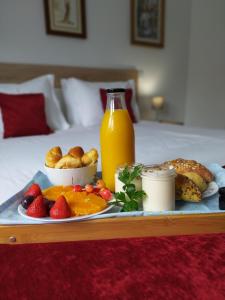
[{"x1": 151, "y1": 96, "x2": 165, "y2": 121}]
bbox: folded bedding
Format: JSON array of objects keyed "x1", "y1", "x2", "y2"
[{"x1": 0, "y1": 121, "x2": 225, "y2": 204}]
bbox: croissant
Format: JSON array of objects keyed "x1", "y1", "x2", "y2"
[
  {"x1": 68, "y1": 146, "x2": 84, "y2": 159},
  {"x1": 45, "y1": 146, "x2": 62, "y2": 168},
  {"x1": 81, "y1": 148, "x2": 98, "y2": 166},
  {"x1": 55, "y1": 155, "x2": 82, "y2": 169}
]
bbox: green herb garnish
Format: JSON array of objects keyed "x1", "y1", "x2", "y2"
[{"x1": 114, "y1": 165, "x2": 146, "y2": 212}]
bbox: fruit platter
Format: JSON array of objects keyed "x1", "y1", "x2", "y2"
[{"x1": 18, "y1": 180, "x2": 114, "y2": 223}]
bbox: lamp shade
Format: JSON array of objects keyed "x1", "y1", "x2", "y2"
[{"x1": 151, "y1": 96, "x2": 165, "y2": 109}]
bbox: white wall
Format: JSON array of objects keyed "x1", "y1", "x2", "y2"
[
  {"x1": 185, "y1": 0, "x2": 225, "y2": 129},
  {"x1": 0, "y1": 0, "x2": 191, "y2": 122}
]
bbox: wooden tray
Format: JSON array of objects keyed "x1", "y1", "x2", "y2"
[{"x1": 1, "y1": 212, "x2": 225, "y2": 244}]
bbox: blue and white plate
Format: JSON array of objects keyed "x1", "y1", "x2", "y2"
[
  {"x1": 202, "y1": 181, "x2": 218, "y2": 198},
  {"x1": 18, "y1": 204, "x2": 114, "y2": 223}
]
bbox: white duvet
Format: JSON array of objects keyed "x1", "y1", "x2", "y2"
[{"x1": 0, "y1": 121, "x2": 225, "y2": 204}]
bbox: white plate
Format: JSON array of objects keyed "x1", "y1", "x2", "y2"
[
  {"x1": 202, "y1": 181, "x2": 219, "y2": 198},
  {"x1": 18, "y1": 204, "x2": 114, "y2": 223}
]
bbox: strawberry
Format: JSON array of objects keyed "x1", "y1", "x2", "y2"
[
  {"x1": 26, "y1": 195, "x2": 47, "y2": 218},
  {"x1": 24, "y1": 183, "x2": 42, "y2": 198},
  {"x1": 50, "y1": 196, "x2": 71, "y2": 219}
]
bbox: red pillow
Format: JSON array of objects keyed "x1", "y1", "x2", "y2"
[
  {"x1": 0, "y1": 93, "x2": 52, "y2": 138},
  {"x1": 99, "y1": 89, "x2": 137, "y2": 123}
]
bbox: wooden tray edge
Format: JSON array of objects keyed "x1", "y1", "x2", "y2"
[{"x1": 1, "y1": 212, "x2": 225, "y2": 244}]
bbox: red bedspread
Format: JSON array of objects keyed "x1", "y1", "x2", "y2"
[{"x1": 0, "y1": 233, "x2": 225, "y2": 300}]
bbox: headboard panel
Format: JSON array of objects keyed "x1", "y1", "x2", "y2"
[{"x1": 0, "y1": 62, "x2": 138, "y2": 89}]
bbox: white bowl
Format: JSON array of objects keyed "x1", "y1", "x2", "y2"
[{"x1": 44, "y1": 163, "x2": 97, "y2": 186}]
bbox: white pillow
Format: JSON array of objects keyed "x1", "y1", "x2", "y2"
[
  {"x1": 0, "y1": 75, "x2": 69, "y2": 132},
  {"x1": 61, "y1": 78, "x2": 140, "y2": 127}
]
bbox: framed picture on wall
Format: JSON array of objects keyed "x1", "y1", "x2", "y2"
[
  {"x1": 131, "y1": 0, "x2": 165, "y2": 47},
  {"x1": 44, "y1": 0, "x2": 86, "y2": 38}
]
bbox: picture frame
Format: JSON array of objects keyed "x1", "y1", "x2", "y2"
[
  {"x1": 131, "y1": 0, "x2": 165, "y2": 48},
  {"x1": 44, "y1": 0, "x2": 86, "y2": 38}
]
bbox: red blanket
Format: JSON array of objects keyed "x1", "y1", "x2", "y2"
[{"x1": 0, "y1": 233, "x2": 225, "y2": 300}]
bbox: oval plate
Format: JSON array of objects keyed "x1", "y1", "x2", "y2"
[
  {"x1": 18, "y1": 204, "x2": 114, "y2": 223},
  {"x1": 202, "y1": 181, "x2": 219, "y2": 198}
]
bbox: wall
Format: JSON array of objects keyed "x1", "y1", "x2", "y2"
[
  {"x1": 0, "y1": 0, "x2": 191, "y2": 122},
  {"x1": 185, "y1": 0, "x2": 225, "y2": 129}
]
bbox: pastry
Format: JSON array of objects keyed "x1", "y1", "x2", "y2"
[
  {"x1": 183, "y1": 172, "x2": 208, "y2": 192},
  {"x1": 81, "y1": 148, "x2": 98, "y2": 166},
  {"x1": 175, "y1": 174, "x2": 202, "y2": 202},
  {"x1": 68, "y1": 146, "x2": 84, "y2": 159},
  {"x1": 163, "y1": 158, "x2": 213, "y2": 183},
  {"x1": 54, "y1": 154, "x2": 82, "y2": 169},
  {"x1": 45, "y1": 146, "x2": 62, "y2": 168}
]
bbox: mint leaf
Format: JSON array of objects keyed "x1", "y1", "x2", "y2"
[
  {"x1": 125, "y1": 184, "x2": 136, "y2": 194},
  {"x1": 132, "y1": 191, "x2": 146, "y2": 202},
  {"x1": 122, "y1": 201, "x2": 138, "y2": 212},
  {"x1": 129, "y1": 165, "x2": 142, "y2": 182},
  {"x1": 118, "y1": 167, "x2": 130, "y2": 185},
  {"x1": 115, "y1": 192, "x2": 126, "y2": 202},
  {"x1": 116, "y1": 165, "x2": 145, "y2": 212}
]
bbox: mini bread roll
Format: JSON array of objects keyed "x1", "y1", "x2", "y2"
[
  {"x1": 163, "y1": 158, "x2": 214, "y2": 183},
  {"x1": 68, "y1": 146, "x2": 84, "y2": 158},
  {"x1": 81, "y1": 148, "x2": 98, "y2": 166},
  {"x1": 45, "y1": 146, "x2": 62, "y2": 168},
  {"x1": 55, "y1": 155, "x2": 82, "y2": 169},
  {"x1": 175, "y1": 174, "x2": 202, "y2": 202},
  {"x1": 183, "y1": 172, "x2": 208, "y2": 192}
]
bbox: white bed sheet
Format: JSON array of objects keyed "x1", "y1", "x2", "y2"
[{"x1": 0, "y1": 121, "x2": 225, "y2": 204}]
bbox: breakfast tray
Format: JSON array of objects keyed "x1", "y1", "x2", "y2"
[{"x1": 0, "y1": 164, "x2": 225, "y2": 244}]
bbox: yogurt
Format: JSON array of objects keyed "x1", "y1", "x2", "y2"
[{"x1": 142, "y1": 164, "x2": 175, "y2": 212}]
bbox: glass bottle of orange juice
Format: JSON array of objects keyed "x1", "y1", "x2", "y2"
[{"x1": 100, "y1": 89, "x2": 135, "y2": 192}]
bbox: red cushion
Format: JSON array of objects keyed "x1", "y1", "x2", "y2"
[
  {"x1": 100, "y1": 88, "x2": 137, "y2": 123},
  {"x1": 0, "y1": 93, "x2": 52, "y2": 138}
]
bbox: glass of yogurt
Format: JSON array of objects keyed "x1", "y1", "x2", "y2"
[{"x1": 141, "y1": 164, "x2": 176, "y2": 212}]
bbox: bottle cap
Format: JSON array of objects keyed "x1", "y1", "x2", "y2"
[{"x1": 106, "y1": 88, "x2": 126, "y2": 94}]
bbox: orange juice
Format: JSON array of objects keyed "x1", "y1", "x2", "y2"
[{"x1": 100, "y1": 108, "x2": 135, "y2": 192}]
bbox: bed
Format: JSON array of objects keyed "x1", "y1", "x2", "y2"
[{"x1": 0, "y1": 62, "x2": 225, "y2": 244}]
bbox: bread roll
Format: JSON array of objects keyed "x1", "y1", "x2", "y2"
[
  {"x1": 45, "y1": 146, "x2": 62, "y2": 168},
  {"x1": 55, "y1": 155, "x2": 82, "y2": 169},
  {"x1": 175, "y1": 174, "x2": 202, "y2": 202},
  {"x1": 163, "y1": 158, "x2": 213, "y2": 183},
  {"x1": 68, "y1": 146, "x2": 84, "y2": 159},
  {"x1": 81, "y1": 148, "x2": 98, "y2": 166},
  {"x1": 183, "y1": 172, "x2": 208, "y2": 192}
]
